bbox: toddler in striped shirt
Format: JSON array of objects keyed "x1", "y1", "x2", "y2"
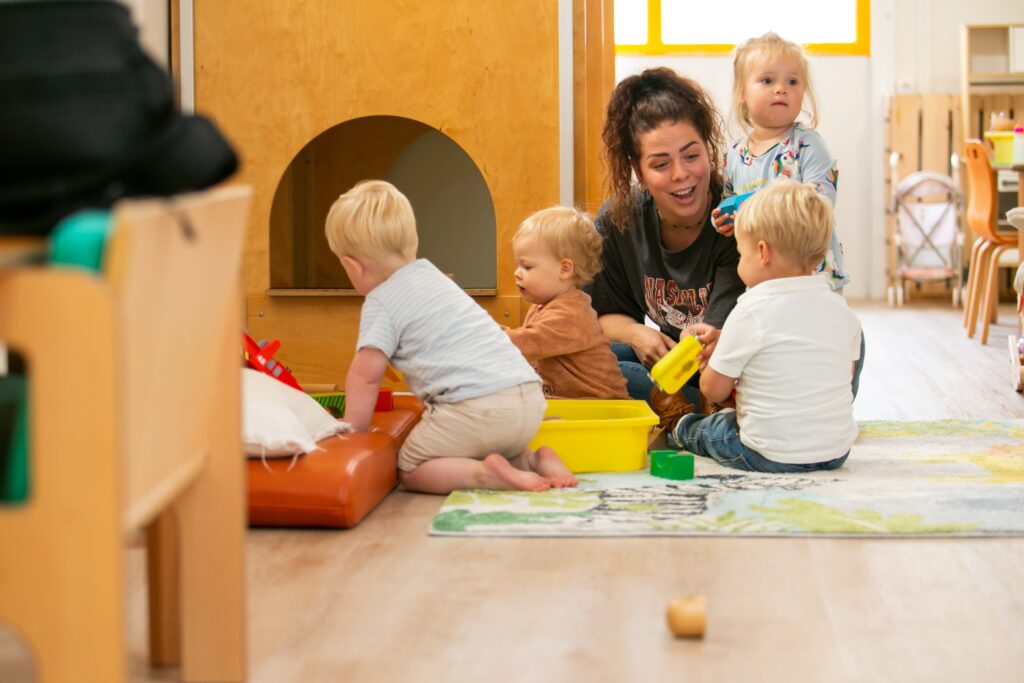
[{"x1": 325, "y1": 180, "x2": 577, "y2": 494}]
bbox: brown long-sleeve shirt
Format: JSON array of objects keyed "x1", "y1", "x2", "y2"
[{"x1": 505, "y1": 288, "x2": 629, "y2": 399}]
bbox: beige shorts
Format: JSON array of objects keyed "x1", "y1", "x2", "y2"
[{"x1": 397, "y1": 382, "x2": 546, "y2": 472}]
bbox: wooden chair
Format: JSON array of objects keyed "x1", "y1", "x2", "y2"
[
  {"x1": 962, "y1": 140, "x2": 1017, "y2": 344},
  {"x1": 0, "y1": 186, "x2": 251, "y2": 682}
]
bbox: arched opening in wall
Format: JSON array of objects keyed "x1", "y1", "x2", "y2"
[
  {"x1": 0, "y1": 619, "x2": 36, "y2": 682},
  {"x1": 269, "y1": 116, "x2": 497, "y2": 293}
]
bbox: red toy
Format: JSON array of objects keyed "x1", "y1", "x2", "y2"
[{"x1": 242, "y1": 331, "x2": 302, "y2": 391}]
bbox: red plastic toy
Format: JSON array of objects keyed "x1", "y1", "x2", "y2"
[{"x1": 242, "y1": 331, "x2": 302, "y2": 391}]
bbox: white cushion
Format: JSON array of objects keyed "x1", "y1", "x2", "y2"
[{"x1": 242, "y1": 368, "x2": 351, "y2": 457}]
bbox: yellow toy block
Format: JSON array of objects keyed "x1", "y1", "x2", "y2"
[{"x1": 650, "y1": 335, "x2": 703, "y2": 394}]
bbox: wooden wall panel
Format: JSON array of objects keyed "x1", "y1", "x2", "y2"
[
  {"x1": 920, "y1": 94, "x2": 958, "y2": 175},
  {"x1": 246, "y1": 294, "x2": 524, "y2": 388},
  {"x1": 192, "y1": 1, "x2": 560, "y2": 385},
  {"x1": 573, "y1": 0, "x2": 614, "y2": 215}
]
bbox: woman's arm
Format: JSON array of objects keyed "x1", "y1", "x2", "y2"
[
  {"x1": 598, "y1": 313, "x2": 674, "y2": 367},
  {"x1": 343, "y1": 347, "x2": 388, "y2": 432}
]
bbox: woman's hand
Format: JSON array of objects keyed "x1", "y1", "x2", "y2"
[
  {"x1": 711, "y1": 207, "x2": 735, "y2": 237},
  {"x1": 627, "y1": 325, "x2": 675, "y2": 367},
  {"x1": 686, "y1": 323, "x2": 721, "y2": 369}
]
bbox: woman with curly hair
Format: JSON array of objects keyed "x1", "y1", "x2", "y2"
[{"x1": 589, "y1": 67, "x2": 745, "y2": 418}]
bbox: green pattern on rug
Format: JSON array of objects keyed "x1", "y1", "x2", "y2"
[{"x1": 430, "y1": 420, "x2": 1024, "y2": 537}]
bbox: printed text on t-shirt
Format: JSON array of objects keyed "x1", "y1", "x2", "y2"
[{"x1": 643, "y1": 276, "x2": 712, "y2": 332}]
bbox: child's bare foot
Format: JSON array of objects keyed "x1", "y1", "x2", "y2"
[
  {"x1": 532, "y1": 446, "x2": 578, "y2": 488},
  {"x1": 483, "y1": 454, "x2": 551, "y2": 492}
]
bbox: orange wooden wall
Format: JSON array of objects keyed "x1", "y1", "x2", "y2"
[{"x1": 192, "y1": 1, "x2": 562, "y2": 386}]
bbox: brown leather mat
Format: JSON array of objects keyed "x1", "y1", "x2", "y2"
[{"x1": 247, "y1": 395, "x2": 423, "y2": 528}]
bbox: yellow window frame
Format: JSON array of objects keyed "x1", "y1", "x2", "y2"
[{"x1": 615, "y1": 0, "x2": 870, "y2": 57}]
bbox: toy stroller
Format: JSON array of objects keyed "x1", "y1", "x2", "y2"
[{"x1": 887, "y1": 154, "x2": 964, "y2": 306}]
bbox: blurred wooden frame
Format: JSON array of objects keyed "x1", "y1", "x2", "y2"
[{"x1": 0, "y1": 186, "x2": 251, "y2": 682}]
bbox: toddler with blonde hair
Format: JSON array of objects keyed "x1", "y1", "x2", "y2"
[
  {"x1": 713, "y1": 32, "x2": 850, "y2": 292},
  {"x1": 505, "y1": 206, "x2": 628, "y2": 399},
  {"x1": 327, "y1": 180, "x2": 577, "y2": 493},
  {"x1": 670, "y1": 179, "x2": 862, "y2": 473}
]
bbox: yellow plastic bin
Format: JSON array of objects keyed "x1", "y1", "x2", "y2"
[
  {"x1": 984, "y1": 131, "x2": 1014, "y2": 165},
  {"x1": 528, "y1": 399, "x2": 658, "y2": 473}
]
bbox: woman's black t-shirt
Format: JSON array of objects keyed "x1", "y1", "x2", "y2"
[{"x1": 589, "y1": 189, "x2": 744, "y2": 341}]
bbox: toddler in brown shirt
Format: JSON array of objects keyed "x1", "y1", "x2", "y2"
[{"x1": 506, "y1": 206, "x2": 630, "y2": 399}]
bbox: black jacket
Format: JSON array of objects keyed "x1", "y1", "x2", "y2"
[{"x1": 0, "y1": 0, "x2": 238, "y2": 235}]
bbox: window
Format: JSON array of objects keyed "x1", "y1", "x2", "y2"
[{"x1": 614, "y1": 0, "x2": 869, "y2": 56}]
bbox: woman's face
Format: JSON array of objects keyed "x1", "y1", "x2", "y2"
[{"x1": 635, "y1": 120, "x2": 711, "y2": 227}]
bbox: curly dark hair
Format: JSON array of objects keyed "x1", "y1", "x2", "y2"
[{"x1": 601, "y1": 67, "x2": 725, "y2": 231}]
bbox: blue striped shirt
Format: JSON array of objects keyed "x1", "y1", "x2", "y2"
[{"x1": 357, "y1": 259, "x2": 538, "y2": 403}]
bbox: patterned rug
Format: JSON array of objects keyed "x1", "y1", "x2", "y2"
[{"x1": 430, "y1": 420, "x2": 1024, "y2": 537}]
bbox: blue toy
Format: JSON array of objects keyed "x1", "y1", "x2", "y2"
[{"x1": 716, "y1": 191, "x2": 755, "y2": 218}]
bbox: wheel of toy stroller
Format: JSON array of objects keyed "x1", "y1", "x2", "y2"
[{"x1": 887, "y1": 285, "x2": 895, "y2": 306}]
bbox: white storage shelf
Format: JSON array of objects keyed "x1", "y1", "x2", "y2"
[{"x1": 964, "y1": 24, "x2": 1024, "y2": 89}]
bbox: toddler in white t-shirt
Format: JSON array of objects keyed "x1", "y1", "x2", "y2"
[{"x1": 669, "y1": 179, "x2": 861, "y2": 472}]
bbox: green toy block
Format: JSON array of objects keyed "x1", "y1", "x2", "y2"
[
  {"x1": 309, "y1": 389, "x2": 395, "y2": 417},
  {"x1": 310, "y1": 392, "x2": 346, "y2": 417},
  {"x1": 50, "y1": 210, "x2": 113, "y2": 271},
  {"x1": 650, "y1": 449, "x2": 694, "y2": 480}
]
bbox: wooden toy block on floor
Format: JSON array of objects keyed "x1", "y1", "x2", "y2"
[{"x1": 247, "y1": 394, "x2": 423, "y2": 528}]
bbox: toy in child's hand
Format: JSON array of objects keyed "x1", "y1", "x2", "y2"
[
  {"x1": 715, "y1": 191, "x2": 755, "y2": 219},
  {"x1": 242, "y1": 331, "x2": 302, "y2": 391},
  {"x1": 650, "y1": 336, "x2": 703, "y2": 394}
]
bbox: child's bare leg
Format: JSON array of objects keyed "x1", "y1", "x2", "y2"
[
  {"x1": 400, "y1": 455, "x2": 550, "y2": 495},
  {"x1": 511, "y1": 446, "x2": 578, "y2": 488}
]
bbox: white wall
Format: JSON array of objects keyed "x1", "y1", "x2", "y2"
[
  {"x1": 122, "y1": 0, "x2": 169, "y2": 67},
  {"x1": 894, "y1": 0, "x2": 1024, "y2": 94},
  {"x1": 614, "y1": 0, "x2": 1023, "y2": 300}
]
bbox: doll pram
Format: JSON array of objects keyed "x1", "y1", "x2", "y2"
[{"x1": 887, "y1": 168, "x2": 963, "y2": 306}]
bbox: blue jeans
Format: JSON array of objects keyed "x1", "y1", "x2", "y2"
[
  {"x1": 668, "y1": 410, "x2": 849, "y2": 473},
  {"x1": 611, "y1": 343, "x2": 700, "y2": 407}
]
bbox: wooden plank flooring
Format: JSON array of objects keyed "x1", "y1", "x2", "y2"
[{"x1": 3, "y1": 302, "x2": 1024, "y2": 682}]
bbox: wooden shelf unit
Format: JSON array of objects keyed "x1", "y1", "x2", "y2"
[{"x1": 960, "y1": 24, "x2": 1024, "y2": 138}]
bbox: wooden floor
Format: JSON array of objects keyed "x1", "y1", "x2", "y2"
[{"x1": 3, "y1": 302, "x2": 1024, "y2": 682}]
